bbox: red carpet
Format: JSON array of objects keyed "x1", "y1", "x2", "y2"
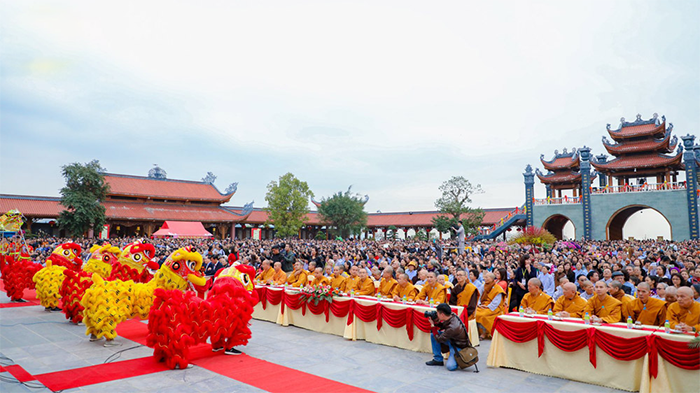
[
  {"x1": 34, "y1": 357, "x2": 170, "y2": 391},
  {"x1": 118, "y1": 319, "x2": 374, "y2": 393},
  {"x1": 0, "y1": 280, "x2": 40, "y2": 306}
]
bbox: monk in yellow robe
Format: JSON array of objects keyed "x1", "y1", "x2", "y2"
[
  {"x1": 520, "y1": 278, "x2": 555, "y2": 315},
  {"x1": 271, "y1": 262, "x2": 287, "y2": 285},
  {"x1": 255, "y1": 259, "x2": 275, "y2": 284},
  {"x1": 449, "y1": 269, "x2": 478, "y2": 320},
  {"x1": 609, "y1": 281, "x2": 634, "y2": 320},
  {"x1": 553, "y1": 283, "x2": 587, "y2": 318},
  {"x1": 626, "y1": 282, "x2": 667, "y2": 326},
  {"x1": 355, "y1": 268, "x2": 376, "y2": 296},
  {"x1": 475, "y1": 272, "x2": 506, "y2": 339},
  {"x1": 343, "y1": 265, "x2": 361, "y2": 293},
  {"x1": 416, "y1": 272, "x2": 446, "y2": 305},
  {"x1": 309, "y1": 267, "x2": 330, "y2": 287},
  {"x1": 329, "y1": 266, "x2": 346, "y2": 290},
  {"x1": 666, "y1": 287, "x2": 700, "y2": 333},
  {"x1": 584, "y1": 281, "x2": 622, "y2": 324},
  {"x1": 286, "y1": 261, "x2": 308, "y2": 287},
  {"x1": 392, "y1": 273, "x2": 418, "y2": 301},
  {"x1": 378, "y1": 268, "x2": 397, "y2": 297}
]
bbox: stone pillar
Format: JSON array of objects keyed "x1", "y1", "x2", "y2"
[
  {"x1": 596, "y1": 155, "x2": 608, "y2": 188},
  {"x1": 523, "y1": 165, "x2": 535, "y2": 228},
  {"x1": 579, "y1": 146, "x2": 593, "y2": 240},
  {"x1": 545, "y1": 185, "x2": 552, "y2": 199},
  {"x1": 682, "y1": 135, "x2": 699, "y2": 239}
]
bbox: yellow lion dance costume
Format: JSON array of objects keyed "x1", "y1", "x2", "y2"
[
  {"x1": 81, "y1": 247, "x2": 206, "y2": 344},
  {"x1": 32, "y1": 243, "x2": 83, "y2": 310}
]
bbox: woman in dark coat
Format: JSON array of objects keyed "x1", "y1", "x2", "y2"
[{"x1": 510, "y1": 254, "x2": 537, "y2": 311}]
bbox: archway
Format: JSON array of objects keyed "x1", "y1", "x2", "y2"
[
  {"x1": 542, "y1": 214, "x2": 576, "y2": 240},
  {"x1": 607, "y1": 205, "x2": 672, "y2": 240}
]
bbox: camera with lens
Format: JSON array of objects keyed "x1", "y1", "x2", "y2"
[{"x1": 424, "y1": 310, "x2": 438, "y2": 320}]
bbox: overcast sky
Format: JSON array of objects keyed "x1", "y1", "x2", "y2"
[{"x1": 1, "y1": 1, "x2": 699, "y2": 237}]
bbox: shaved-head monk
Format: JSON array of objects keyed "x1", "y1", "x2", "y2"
[
  {"x1": 666, "y1": 287, "x2": 700, "y2": 333},
  {"x1": 625, "y1": 282, "x2": 667, "y2": 326},
  {"x1": 475, "y1": 272, "x2": 506, "y2": 339},
  {"x1": 553, "y1": 282, "x2": 587, "y2": 318},
  {"x1": 584, "y1": 280, "x2": 622, "y2": 324},
  {"x1": 520, "y1": 278, "x2": 554, "y2": 315}
]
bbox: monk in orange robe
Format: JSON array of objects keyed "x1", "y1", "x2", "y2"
[
  {"x1": 286, "y1": 261, "x2": 308, "y2": 287},
  {"x1": 449, "y1": 269, "x2": 478, "y2": 320},
  {"x1": 416, "y1": 272, "x2": 446, "y2": 305},
  {"x1": 255, "y1": 259, "x2": 275, "y2": 284},
  {"x1": 343, "y1": 265, "x2": 361, "y2": 293},
  {"x1": 392, "y1": 273, "x2": 418, "y2": 301},
  {"x1": 355, "y1": 268, "x2": 376, "y2": 295},
  {"x1": 553, "y1": 283, "x2": 587, "y2": 318},
  {"x1": 626, "y1": 282, "x2": 667, "y2": 326},
  {"x1": 309, "y1": 267, "x2": 330, "y2": 287},
  {"x1": 378, "y1": 268, "x2": 397, "y2": 297},
  {"x1": 475, "y1": 272, "x2": 506, "y2": 339},
  {"x1": 271, "y1": 262, "x2": 287, "y2": 285},
  {"x1": 329, "y1": 266, "x2": 346, "y2": 290},
  {"x1": 520, "y1": 278, "x2": 555, "y2": 315},
  {"x1": 584, "y1": 281, "x2": 622, "y2": 324},
  {"x1": 666, "y1": 287, "x2": 700, "y2": 333},
  {"x1": 609, "y1": 281, "x2": 634, "y2": 320}
]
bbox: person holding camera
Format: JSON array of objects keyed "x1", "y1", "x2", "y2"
[{"x1": 425, "y1": 303, "x2": 470, "y2": 371}]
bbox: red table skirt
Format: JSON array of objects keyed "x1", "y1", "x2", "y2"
[
  {"x1": 492, "y1": 316, "x2": 699, "y2": 378},
  {"x1": 256, "y1": 286, "x2": 467, "y2": 341}
]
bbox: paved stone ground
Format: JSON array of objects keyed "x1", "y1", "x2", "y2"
[{"x1": 0, "y1": 292, "x2": 625, "y2": 393}]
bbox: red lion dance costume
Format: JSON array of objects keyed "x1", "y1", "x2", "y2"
[
  {"x1": 3, "y1": 243, "x2": 81, "y2": 302},
  {"x1": 147, "y1": 262, "x2": 258, "y2": 369},
  {"x1": 59, "y1": 242, "x2": 156, "y2": 324}
]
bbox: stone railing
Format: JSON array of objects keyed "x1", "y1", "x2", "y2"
[{"x1": 591, "y1": 182, "x2": 686, "y2": 194}]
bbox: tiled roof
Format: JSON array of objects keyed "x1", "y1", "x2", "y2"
[
  {"x1": 540, "y1": 155, "x2": 579, "y2": 171},
  {"x1": 608, "y1": 121, "x2": 665, "y2": 141},
  {"x1": 104, "y1": 174, "x2": 234, "y2": 203},
  {"x1": 0, "y1": 195, "x2": 63, "y2": 217},
  {"x1": 104, "y1": 201, "x2": 240, "y2": 222},
  {"x1": 591, "y1": 152, "x2": 683, "y2": 171},
  {"x1": 603, "y1": 133, "x2": 675, "y2": 155},
  {"x1": 536, "y1": 172, "x2": 582, "y2": 184}
]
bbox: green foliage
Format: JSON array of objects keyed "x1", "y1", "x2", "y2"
[
  {"x1": 431, "y1": 176, "x2": 484, "y2": 236},
  {"x1": 415, "y1": 228, "x2": 428, "y2": 241},
  {"x1": 264, "y1": 173, "x2": 314, "y2": 238},
  {"x1": 317, "y1": 187, "x2": 368, "y2": 239},
  {"x1": 58, "y1": 160, "x2": 110, "y2": 236},
  {"x1": 386, "y1": 225, "x2": 397, "y2": 240},
  {"x1": 315, "y1": 230, "x2": 327, "y2": 240}
]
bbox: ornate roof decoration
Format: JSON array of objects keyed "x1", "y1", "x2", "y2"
[
  {"x1": 601, "y1": 125, "x2": 676, "y2": 155},
  {"x1": 590, "y1": 149, "x2": 684, "y2": 171},
  {"x1": 540, "y1": 148, "x2": 580, "y2": 171},
  {"x1": 229, "y1": 201, "x2": 254, "y2": 218},
  {"x1": 202, "y1": 172, "x2": 217, "y2": 185},
  {"x1": 225, "y1": 183, "x2": 238, "y2": 194},
  {"x1": 607, "y1": 113, "x2": 666, "y2": 141},
  {"x1": 148, "y1": 164, "x2": 167, "y2": 180}
]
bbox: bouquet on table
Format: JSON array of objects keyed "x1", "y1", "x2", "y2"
[{"x1": 300, "y1": 285, "x2": 341, "y2": 305}]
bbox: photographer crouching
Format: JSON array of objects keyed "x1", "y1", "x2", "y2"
[{"x1": 425, "y1": 303, "x2": 475, "y2": 371}]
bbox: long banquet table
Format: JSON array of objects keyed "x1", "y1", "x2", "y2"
[
  {"x1": 486, "y1": 313, "x2": 699, "y2": 393},
  {"x1": 252, "y1": 285, "x2": 479, "y2": 353}
]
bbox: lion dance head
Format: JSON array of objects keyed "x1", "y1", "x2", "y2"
[
  {"x1": 118, "y1": 242, "x2": 158, "y2": 272},
  {"x1": 157, "y1": 246, "x2": 206, "y2": 289},
  {"x1": 47, "y1": 243, "x2": 83, "y2": 270}
]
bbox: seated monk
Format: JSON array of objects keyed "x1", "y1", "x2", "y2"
[
  {"x1": 355, "y1": 268, "x2": 376, "y2": 296},
  {"x1": 329, "y1": 266, "x2": 346, "y2": 290},
  {"x1": 392, "y1": 273, "x2": 418, "y2": 301},
  {"x1": 286, "y1": 261, "x2": 308, "y2": 287},
  {"x1": 475, "y1": 272, "x2": 506, "y2": 339},
  {"x1": 309, "y1": 267, "x2": 330, "y2": 287},
  {"x1": 449, "y1": 269, "x2": 478, "y2": 320},
  {"x1": 665, "y1": 286, "x2": 678, "y2": 305},
  {"x1": 306, "y1": 261, "x2": 317, "y2": 276},
  {"x1": 553, "y1": 282, "x2": 587, "y2": 318},
  {"x1": 343, "y1": 265, "x2": 361, "y2": 293},
  {"x1": 584, "y1": 281, "x2": 622, "y2": 324},
  {"x1": 416, "y1": 271, "x2": 446, "y2": 305},
  {"x1": 626, "y1": 282, "x2": 667, "y2": 326},
  {"x1": 378, "y1": 267, "x2": 397, "y2": 297},
  {"x1": 271, "y1": 261, "x2": 287, "y2": 285},
  {"x1": 609, "y1": 281, "x2": 634, "y2": 320},
  {"x1": 520, "y1": 277, "x2": 555, "y2": 315},
  {"x1": 255, "y1": 259, "x2": 275, "y2": 284},
  {"x1": 666, "y1": 287, "x2": 700, "y2": 333}
]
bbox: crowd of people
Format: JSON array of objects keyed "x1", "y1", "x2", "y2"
[{"x1": 4, "y1": 235, "x2": 700, "y2": 339}]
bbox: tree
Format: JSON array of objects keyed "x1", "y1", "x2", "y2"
[
  {"x1": 317, "y1": 187, "x2": 368, "y2": 239},
  {"x1": 386, "y1": 225, "x2": 398, "y2": 240},
  {"x1": 58, "y1": 160, "x2": 110, "y2": 236},
  {"x1": 431, "y1": 176, "x2": 485, "y2": 236},
  {"x1": 264, "y1": 173, "x2": 314, "y2": 238}
]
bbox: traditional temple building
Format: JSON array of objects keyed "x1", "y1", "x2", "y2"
[
  {"x1": 536, "y1": 148, "x2": 596, "y2": 199},
  {"x1": 592, "y1": 113, "x2": 683, "y2": 187}
]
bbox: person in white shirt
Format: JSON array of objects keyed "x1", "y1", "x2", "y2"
[
  {"x1": 580, "y1": 280, "x2": 595, "y2": 301},
  {"x1": 537, "y1": 264, "x2": 555, "y2": 297}
]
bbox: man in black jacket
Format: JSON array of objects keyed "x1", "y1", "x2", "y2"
[{"x1": 425, "y1": 303, "x2": 468, "y2": 371}]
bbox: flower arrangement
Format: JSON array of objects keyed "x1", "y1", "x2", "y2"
[
  {"x1": 300, "y1": 285, "x2": 341, "y2": 305},
  {"x1": 509, "y1": 227, "x2": 557, "y2": 249}
]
